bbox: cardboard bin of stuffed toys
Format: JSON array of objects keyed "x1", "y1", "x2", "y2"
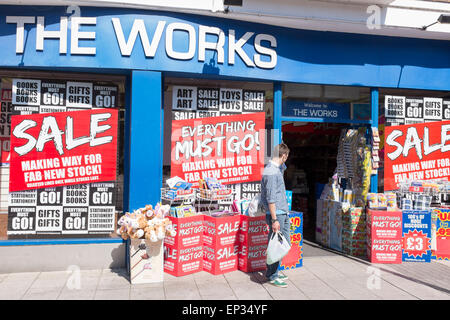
[{"x1": 127, "y1": 238, "x2": 164, "y2": 284}]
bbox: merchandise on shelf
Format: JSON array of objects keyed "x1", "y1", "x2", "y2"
[
  {"x1": 367, "y1": 193, "x2": 398, "y2": 211},
  {"x1": 197, "y1": 177, "x2": 233, "y2": 202},
  {"x1": 169, "y1": 205, "x2": 198, "y2": 218},
  {"x1": 165, "y1": 177, "x2": 192, "y2": 200},
  {"x1": 394, "y1": 179, "x2": 450, "y2": 210}
]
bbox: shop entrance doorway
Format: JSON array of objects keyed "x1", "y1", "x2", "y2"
[{"x1": 282, "y1": 122, "x2": 348, "y2": 242}]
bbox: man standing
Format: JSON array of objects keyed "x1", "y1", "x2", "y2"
[{"x1": 261, "y1": 143, "x2": 291, "y2": 288}]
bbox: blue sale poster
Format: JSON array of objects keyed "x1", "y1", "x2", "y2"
[
  {"x1": 279, "y1": 211, "x2": 303, "y2": 270},
  {"x1": 402, "y1": 210, "x2": 431, "y2": 262}
]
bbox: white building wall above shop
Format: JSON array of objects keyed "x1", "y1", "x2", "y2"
[{"x1": 0, "y1": 0, "x2": 448, "y2": 40}]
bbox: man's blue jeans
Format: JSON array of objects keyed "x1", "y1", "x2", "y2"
[{"x1": 265, "y1": 213, "x2": 291, "y2": 281}]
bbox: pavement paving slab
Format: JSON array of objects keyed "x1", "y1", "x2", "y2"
[
  {"x1": 288, "y1": 277, "x2": 345, "y2": 300},
  {"x1": 0, "y1": 243, "x2": 449, "y2": 300},
  {"x1": 94, "y1": 288, "x2": 131, "y2": 300},
  {"x1": 22, "y1": 288, "x2": 62, "y2": 300}
]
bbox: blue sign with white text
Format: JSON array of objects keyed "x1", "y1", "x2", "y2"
[{"x1": 282, "y1": 100, "x2": 350, "y2": 122}]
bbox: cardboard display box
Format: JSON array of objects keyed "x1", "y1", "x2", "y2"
[
  {"x1": 164, "y1": 244, "x2": 203, "y2": 277},
  {"x1": 128, "y1": 239, "x2": 164, "y2": 284},
  {"x1": 163, "y1": 215, "x2": 204, "y2": 277},
  {"x1": 279, "y1": 211, "x2": 303, "y2": 270},
  {"x1": 367, "y1": 209, "x2": 402, "y2": 264},
  {"x1": 431, "y1": 208, "x2": 450, "y2": 261},
  {"x1": 202, "y1": 214, "x2": 240, "y2": 275},
  {"x1": 203, "y1": 243, "x2": 239, "y2": 275},
  {"x1": 402, "y1": 210, "x2": 431, "y2": 262},
  {"x1": 164, "y1": 215, "x2": 204, "y2": 248},
  {"x1": 238, "y1": 215, "x2": 269, "y2": 273}
]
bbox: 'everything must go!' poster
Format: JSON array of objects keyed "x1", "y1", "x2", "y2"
[
  {"x1": 9, "y1": 109, "x2": 118, "y2": 192},
  {"x1": 171, "y1": 112, "x2": 265, "y2": 186},
  {"x1": 384, "y1": 120, "x2": 450, "y2": 191}
]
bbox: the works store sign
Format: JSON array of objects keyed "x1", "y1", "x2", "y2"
[{"x1": 3, "y1": 7, "x2": 277, "y2": 70}]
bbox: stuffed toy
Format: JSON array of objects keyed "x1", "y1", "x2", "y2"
[
  {"x1": 117, "y1": 204, "x2": 174, "y2": 241},
  {"x1": 145, "y1": 220, "x2": 158, "y2": 242},
  {"x1": 137, "y1": 213, "x2": 148, "y2": 229},
  {"x1": 163, "y1": 218, "x2": 177, "y2": 237},
  {"x1": 116, "y1": 214, "x2": 131, "y2": 240},
  {"x1": 153, "y1": 219, "x2": 165, "y2": 240}
]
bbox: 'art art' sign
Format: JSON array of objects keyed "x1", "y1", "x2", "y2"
[
  {"x1": 384, "y1": 120, "x2": 450, "y2": 191},
  {"x1": 9, "y1": 109, "x2": 118, "y2": 192}
]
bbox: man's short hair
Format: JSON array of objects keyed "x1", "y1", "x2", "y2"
[{"x1": 273, "y1": 143, "x2": 290, "y2": 158}]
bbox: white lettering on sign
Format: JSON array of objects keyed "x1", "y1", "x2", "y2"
[
  {"x1": 6, "y1": 16, "x2": 278, "y2": 69},
  {"x1": 386, "y1": 124, "x2": 450, "y2": 161},
  {"x1": 12, "y1": 112, "x2": 113, "y2": 156}
]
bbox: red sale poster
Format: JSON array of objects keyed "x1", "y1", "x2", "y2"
[
  {"x1": 9, "y1": 109, "x2": 118, "y2": 192},
  {"x1": 384, "y1": 120, "x2": 450, "y2": 191},
  {"x1": 171, "y1": 112, "x2": 265, "y2": 186}
]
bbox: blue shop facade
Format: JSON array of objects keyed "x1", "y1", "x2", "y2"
[{"x1": 0, "y1": 5, "x2": 449, "y2": 250}]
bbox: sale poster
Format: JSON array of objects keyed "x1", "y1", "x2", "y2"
[
  {"x1": 171, "y1": 85, "x2": 266, "y2": 203},
  {"x1": 367, "y1": 209, "x2": 403, "y2": 264},
  {"x1": 402, "y1": 210, "x2": 431, "y2": 262},
  {"x1": 431, "y1": 208, "x2": 450, "y2": 260},
  {"x1": 384, "y1": 120, "x2": 450, "y2": 191},
  {"x1": 7, "y1": 78, "x2": 119, "y2": 238},
  {"x1": 279, "y1": 211, "x2": 303, "y2": 270},
  {"x1": 171, "y1": 112, "x2": 265, "y2": 186},
  {"x1": 9, "y1": 109, "x2": 118, "y2": 192}
]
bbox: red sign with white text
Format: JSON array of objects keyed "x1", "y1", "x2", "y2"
[
  {"x1": 367, "y1": 209, "x2": 403, "y2": 264},
  {"x1": 384, "y1": 121, "x2": 450, "y2": 191},
  {"x1": 9, "y1": 109, "x2": 118, "y2": 192},
  {"x1": 171, "y1": 112, "x2": 265, "y2": 186}
]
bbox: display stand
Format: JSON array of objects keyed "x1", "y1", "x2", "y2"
[
  {"x1": 160, "y1": 188, "x2": 196, "y2": 207},
  {"x1": 195, "y1": 189, "x2": 234, "y2": 215},
  {"x1": 161, "y1": 188, "x2": 204, "y2": 277}
]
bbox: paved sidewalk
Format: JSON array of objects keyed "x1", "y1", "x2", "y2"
[{"x1": 0, "y1": 241, "x2": 449, "y2": 300}]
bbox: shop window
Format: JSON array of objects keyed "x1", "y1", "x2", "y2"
[
  {"x1": 162, "y1": 77, "x2": 273, "y2": 210},
  {"x1": 378, "y1": 88, "x2": 450, "y2": 192},
  {"x1": 0, "y1": 70, "x2": 125, "y2": 240}
]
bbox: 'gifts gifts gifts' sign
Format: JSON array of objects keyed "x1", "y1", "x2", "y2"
[
  {"x1": 9, "y1": 109, "x2": 118, "y2": 192},
  {"x1": 171, "y1": 112, "x2": 265, "y2": 186},
  {"x1": 384, "y1": 120, "x2": 450, "y2": 191}
]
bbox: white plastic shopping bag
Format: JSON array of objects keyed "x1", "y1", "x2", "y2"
[
  {"x1": 266, "y1": 231, "x2": 291, "y2": 265},
  {"x1": 246, "y1": 194, "x2": 265, "y2": 217}
]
